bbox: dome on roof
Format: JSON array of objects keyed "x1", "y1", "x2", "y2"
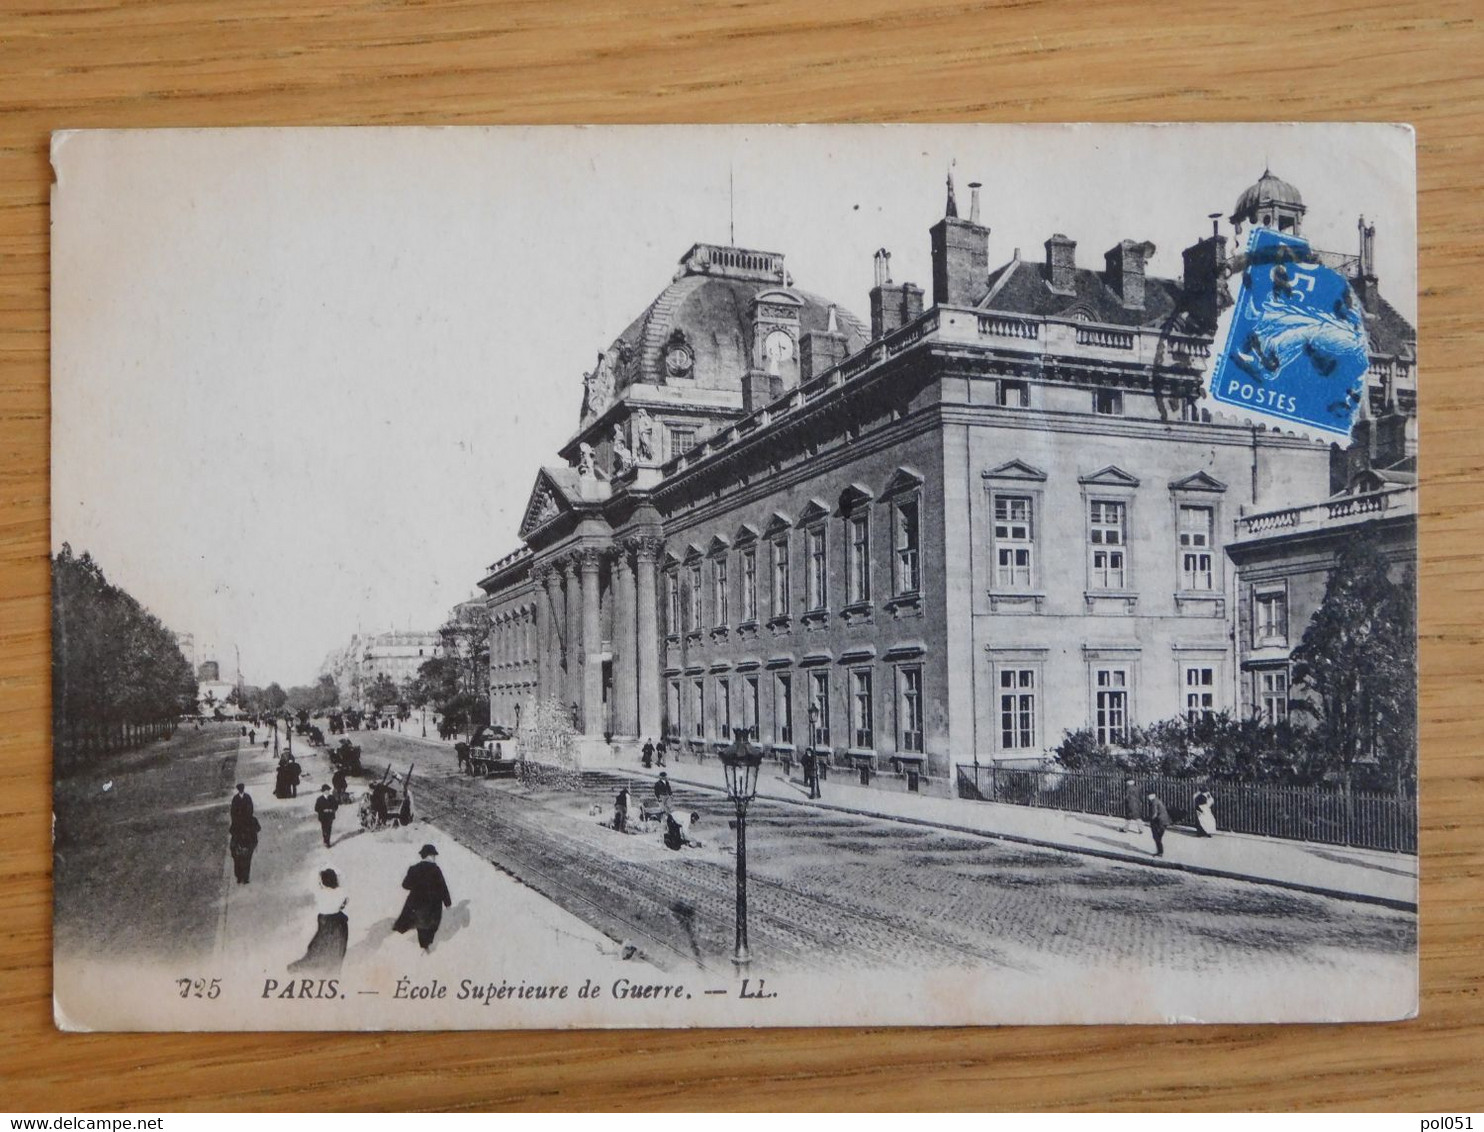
[
  {"x1": 1230, "y1": 169, "x2": 1305, "y2": 226},
  {"x1": 591, "y1": 244, "x2": 869, "y2": 401}
]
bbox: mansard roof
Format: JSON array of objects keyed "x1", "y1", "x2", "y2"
[{"x1": 978, "y1": 257, "x2": 1187, "y2": 329}]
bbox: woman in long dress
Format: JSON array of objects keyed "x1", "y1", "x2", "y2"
[
  {"x1": 289, "y1": 868, "x2": 349, "y2": 973},
  {"x1": 1194, "y1": 790, "x2": 1218, "y2": 837}
]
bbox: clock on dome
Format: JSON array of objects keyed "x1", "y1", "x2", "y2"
[{"x1": 763, "y1": 329, "x2": 794, "y2": 370}]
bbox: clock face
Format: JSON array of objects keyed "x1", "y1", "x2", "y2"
[
  {"x1": 764, "y1": 329, "x2": 794, "y2": 364},
  {"x1": 665, "y1": 343, "x2": 694, "y2": 377}
]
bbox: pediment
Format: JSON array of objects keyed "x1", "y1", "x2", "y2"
[
  {"x1": 983, "y1": 459, "x2": 1048, "y2": 483},
  {"x1": 682, "y1": 542, "x2": 705, "y2": 563},
  {"x1": 881, "y1": 466, "x2": 925, "y2": 498},
  {"x1": 707, "y1": 534, "x2": 731, "y2": 556},
  {"x1": 1078, "y1": 465, "x2": 1141, "y2": 488},
  {"x1": 762, "y1": 511, "x2": 793, "y2": 536},
  {"x1": 798, "y1": 498, "x2": 831, "y2": 524},
  {"x1": 838, "y1": 483, "x2": 874, "y2": 513},
  {"x1": 518, "y1": 470, "x2": 576, "y2": 539},
  {"x1": 1168, "y1": 470, "x2": 1228, "y2": 493},
  {"x1": 733, "y1": 522, "x2": 760, "y2": 546}
]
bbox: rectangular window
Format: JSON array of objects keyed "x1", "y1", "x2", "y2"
[
  {"x1": 691, "y1": 678, "x2": 704, "y2": 739},
  {"x1": 741, "y1": 549, "x2": 757, "y2": 622},
  {"x1": 895, "y1": 498, "x2": 921, "y2": 595},
  {"x1": 670, "y1": 427, "x2": 697, "y2": 455},
  {"x1": 712, "y1": 557, "x2": 728, "y2": 628},
  {"x1": 687, "y1": 563, "x2": 703, "y2": 631},
  {"x1": 807, "y1": 527, "x2": 828, "y2": 611},
  {"x1": 1179, "y1": 505, "x2": 1215, "y2": 591},
  {"x1": 899, "y1": 666, "x2": 923, "y2": 753},
  {"x1": 999, "y1": 668, "x2": 1036, "y2": 749},
  {"x1": 847, "y1": 514, "x2": 870, "y2": 604},
  {"x1": 1089, "y1": 500, "x2": 1127, "y2": 588},
  {"x1": 718, "y1": 676, "x2": 731, "y2": 739},
  {"x1": 666, "y1": 571, "x2": 680, "y2": 636},
  {"x1": 1094, "y1": 668, "x2": 1128, "y2": 744},
  {"x1": 998, "y1": 380, "x2": 1029, "y2": 408},
  {"x1": 993, "y1": 494, "x2": 1035, "y2": 588},
  {"x1": 771, "y1": 538, "x2": 790, "y2": 617},
  {"x1": 851, "y1": 669, "x2": 874, "y2": 749},
  {"x1": 1255, "y1": 590, "x2": 1288, "y2": 645},
  {"x1": 1094, "y1": 389, "x2": 1123, "y2": 416},
  {"x1": 775, "y1": 672, "x2": 793, "y2": 745},
  {"x1": 667, "y1": 680, "x2": 681, "y2": 738},
  {"x1": 1260, "y1": 669, "x2": 1289, "y2": 724},
  {"x1": 810, "y1": 671, "x2": 830, "y2": 747},
  {"x1": 1184, "y1": 666, "x2": 1215, "y2": 723},
  {"x1": 743, "y1": 675, "x2": 759, "y2": 740}
]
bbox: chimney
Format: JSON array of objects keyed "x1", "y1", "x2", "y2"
[
  {"x1": 869, "y1": 246, "x2": 925, "y2": 338},
  {"x1": 968, "y1": 181, "x2": 982, "y2": 224},
  {"x1": 1044, "y1": 234, "x2": 1077, "y2": 295},
  {"x1": 1181, "y1": 224, "x2": 1229, "y2": 336},
  {"x1": 1104, "y1": 239, "x2": 1155, "y2": 310},
  {"x1": 1355, "y1": 216, "x2": 1380, "y2": 314},
  {"x1": 930, "y1": 175, "x2": 990, "y2": 307},
  {"x1": 801, "y1": 305, "x2": 850, "y2": 381}
]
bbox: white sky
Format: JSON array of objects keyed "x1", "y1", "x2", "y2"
[{"x1": 50, "y1": 124, "x2": 1416, "y2": 686}]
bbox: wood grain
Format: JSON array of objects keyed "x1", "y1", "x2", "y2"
[{"x1": 2, "y1": 0, "x2": 1481, "y2": 1112}]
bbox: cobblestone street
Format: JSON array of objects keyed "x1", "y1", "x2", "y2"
[{"x1": 356, "y1": 731, "x2": 1416, "y2": 980}]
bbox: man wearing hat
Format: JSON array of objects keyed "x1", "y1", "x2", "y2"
[
  {"x1": 1144, "y1": 791, "x2": 1173, "y2": 858},
  {"x1": 393, "y1": 843, "x2": 453, "y2": 950},
  {"x1": 653, "y1": 771, "x2": 673, "y2": 813},
  {"x1": 314, "y1": 783, "x2": 339, "y2": 848}
]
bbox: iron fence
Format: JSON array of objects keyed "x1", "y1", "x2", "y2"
[{"x1": 955, "y1": 764, "x2": 1416, "y2": 854}]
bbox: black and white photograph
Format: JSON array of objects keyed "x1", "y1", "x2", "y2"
[{"x1": 49, "y1": 123, "x2": 1418, "y2": 1029}]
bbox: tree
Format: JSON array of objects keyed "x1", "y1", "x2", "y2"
[
  {"x1": 438, "y1": 600, "x2": 492, "y2": 711},
  {"x1": 51, "y1": 543, "x2": 198, "y2": 760},
  {"x1": 366, "y1": 672, "x2": 400, "y2": 711},
  {"x1": 1290, "y1": 534, "x2": 1416, "y2": 795}
]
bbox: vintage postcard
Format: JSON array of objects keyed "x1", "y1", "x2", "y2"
[{"x1": 50, "y1": 124, "x2": 1419, "y2": 1030}]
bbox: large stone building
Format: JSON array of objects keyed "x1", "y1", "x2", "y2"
[{"x1": 478, "y1": 172, "x2": 1414, "y2": 789}]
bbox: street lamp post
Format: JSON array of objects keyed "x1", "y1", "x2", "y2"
[
  {"x1": 719, "y1": 730, "x2": 764, "y2": 967},
  {"x1": 808, "y1": 702, "x2": 820, "y2": 749}
]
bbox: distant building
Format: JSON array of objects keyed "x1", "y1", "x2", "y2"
[
  {"x1": 477, "y1": 170, "x2": 1414, "y2": 788},
  {"x1": 197, "y1": 660, "x2": 220, "y2": 682},
  {"x1": 360, "y1": 630, "x2": 441, "y2": 693}
]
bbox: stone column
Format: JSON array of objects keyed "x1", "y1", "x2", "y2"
[
  {"x1": 613, "y1": 545, "x2": 638, "y2": 738},
  {"x1": 563, "y1": 557, "x2": 583, "y2": 719},
  {"x1": 579, "y1": 548, "x2": 603, "y2": 736},
  {"x1": 542, "y1": 566, "x2": 564, "y2": 704},
  {"x1": 634, "y1": 537, "x2": 662, "y2": 739}
]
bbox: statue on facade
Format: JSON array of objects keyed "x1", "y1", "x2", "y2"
[
  {"x1": 581, "y1": 349, "x2": 615, "y2": 420},
  {"x1": 634, "y1": 408, "x2": 658, "y2": 462},
  {"x1": 576, "y1": 442, "x2": 597, "y2": 479},
  {"x1": 611, "y1": 424, "x2": 635, "y2": 474}
]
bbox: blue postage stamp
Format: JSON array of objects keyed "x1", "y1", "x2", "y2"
[{"x1": 1208, "y1": 227, "x2": 1370, "y2": 437}]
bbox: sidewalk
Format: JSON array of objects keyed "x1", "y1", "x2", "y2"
[
  {"x1": 215, "y1": 726, "x2": 653, "y2": 981},
  {"x1": 602, "y1": 751, "x2": 1418, "y2": 911}
]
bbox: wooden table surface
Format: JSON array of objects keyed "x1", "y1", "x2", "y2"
[{"x1": 2, "y1": 0, "x2": 1481, "y2": 1112}]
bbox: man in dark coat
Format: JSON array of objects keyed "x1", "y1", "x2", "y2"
[
  {"x1": 613, "y1": 784, "x2": 630, "y2": 832},
  {"x1": 653, "y1": 772, "x2": 673, "y2": 812},
  {"x1": 641, "y1": 738, "x2": 655, "y2": 768},
  {"x1": 228, "y1": 784, "x2": 259, "y2": 884},
  {"x1": 314, "y1": 784, "x2": 339, "y2": 848},
  {"x1": 393, "y1": 844, "x2": 452, "y2": 950},
  {"x1": 1145, "y1": 792, "x2": 1172, "y2": 857}
]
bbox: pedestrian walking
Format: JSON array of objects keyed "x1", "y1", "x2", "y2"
[
  {"x1": 641, "y1": 738, "x2": 655, "y2": 769},
  {"x1": 249, "y1": 728, "x2": 256, "y2": 745},
  {"x1": 1194, "y1": 790, "x2": 1218, "y2": 837},
  {"x1": 314, "y1": 784, "x2": 339, "y2": 848},
  {"x1": 393, "y1": 844, "x2": 452, "y2": 951},
  {"x1": 805, "y1": 747, "x2": 822, "y2": 799},
  {"x1": 228, "y1": 783, "x2": 260, "y2": 884},
  {"x1": 286, "y1": 754, "x2": 301, "y2": 798},
  {"x1": 653, "y1": 771, "x2": 673, "y2": 813},
  {"x1": 288, "y1": 868, "x2": 348, "y2": 974},
  {"x1": 613, "y1": 784, "x2": 631, "y2": 833},
  {"x1": 1145, "y1": 792, "x2": 1172, "y2": 857},
  {"x1": 1120, "y1": 776, "x2": 1140, "y2": 833},
  {"x1": 655, "y1": 739, "x2": 667, "y2": 768}
]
